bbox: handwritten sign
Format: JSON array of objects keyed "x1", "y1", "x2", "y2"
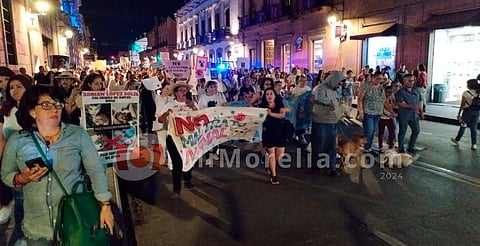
[
  {"x1": 164, "y1": 60, "x2": 191, "y2": 80},
  {"x1": 168, "y1": 107, "x2": 267, "y2": 171}
]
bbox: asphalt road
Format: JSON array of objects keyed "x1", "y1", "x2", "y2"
[{"x1": 121, "y1": 120, "x2": 480, "y2": 246}]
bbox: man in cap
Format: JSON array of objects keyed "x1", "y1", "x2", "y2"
[{"x1": 311, "y1": 70, "x2": 343, "y2": 177}]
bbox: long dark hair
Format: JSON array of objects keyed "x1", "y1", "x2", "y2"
[
  {"x1": 259, "y1": 87, "x2": 283, "y2": 108},
  {"x1": 2, "y1": 74, "x2": 34, "y2": 116},
  {"x1": 81, "y1": 73, "x2": 104, "y2": 91},
  {"x1": 16, "y1": 85, "x2": 68, "y2": 132}
]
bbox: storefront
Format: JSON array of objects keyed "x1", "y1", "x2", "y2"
[
  {"x1": 365, "y1": 36, "x2": 396, "y2": 76},
  {"x1": 429, "y1": 26, "x2": 480, "y2": 102},
  {"x1": 350, "y1": 23, "x2": 398, "y2": 77},
  {"x1": 415, "y1": 8, "x2": 480, "y2": 103}
]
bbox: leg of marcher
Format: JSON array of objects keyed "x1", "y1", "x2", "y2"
[{"x1": 166, "y1": 135, "x2": 183, "y2": 195}]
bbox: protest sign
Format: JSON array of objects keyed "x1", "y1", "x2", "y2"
[
  {"x1": 164, "y1": 60, "x2": 191, "y2": 80},
  {"x1": 167, "y1": 107, "x2": 267, "y2": 171},
  {"x1": 82, "y1": 91, "x2": 140, "y2": 165},
  {"x1": 141, "y1": 76, "x2": 162, "y2": 91}
]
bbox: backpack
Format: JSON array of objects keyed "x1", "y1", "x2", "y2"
[{"x1": 467, "y1": 91, "x2": 480, "y2": 111}]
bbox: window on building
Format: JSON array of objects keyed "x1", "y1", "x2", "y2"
[
  {"x1": 201, "y1": 20, "x2": 206, "y2": 34},
  {"x1": 215, "y1": 13, "x2": 220, "y2": 30},
  {"x1": 2, "y1": 0, "x2": 18, "y2": 65},
  {"x1": 225, "y1": 9, "x2": 230, "y2": 27},
  {"x1": 312, "y1": 40, "x2": 323, "y2": 73},
  {"x1": 208, "y1": 17, "x2": 212, "y2": 32},
  {"x1": 195, "y1": 23, "x2": 200, "y2": 36},
  {"x1": 190, "y1": 26, "x2": 193, "y2": 39}
]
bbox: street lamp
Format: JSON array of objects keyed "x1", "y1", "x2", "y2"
[
  {"x1": 64, "y1": 29, "x2": 74, "y2": 39},
  {"x1": 35, "y1": 1, "x2": 50, "y2": 15},
  {"x1": 192, "y1": 47, "x2": 199, "y2": 54}
]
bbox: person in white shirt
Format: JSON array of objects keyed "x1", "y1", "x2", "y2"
[
  {"x1": 157, "y1": 82, "x2": 198, "y2": 198},
  {"x1": 198, "y1": 80, "x2": 227, "y2": 109},
  {"x1": 197, "y1": 80, "x2": 227, "y2": 163},
  {"x1": 152, "y1": 82, "x2": 173, "y2": 168}
]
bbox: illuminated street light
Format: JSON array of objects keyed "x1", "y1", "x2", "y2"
[
  {"x1": 36, "y1": 1, "x2": 50, "y2": 15},
  {"x1": 192, "y1": 47, "x2": 199, "y2": 54},
  {"x1": 328, "y1": 13, "x2": 338, "y2": 25},
  {"x1": 64, "y1": 29, "x2": 74, "y2": 39},
  {"x1": 82, "y1": 48, "x2": 89, "y2": 54}
]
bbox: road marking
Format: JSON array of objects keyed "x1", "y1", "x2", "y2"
[{"x1": 413, "y1": 161, "x2": 480, "y2": 188}]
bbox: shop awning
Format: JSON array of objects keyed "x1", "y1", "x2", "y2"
[
  {"x1": 415, "y1": 9, "x2": 480, "y2": 32},
  {"x1": 349, "y1": 23, "x2": 397, "y2": 40}
]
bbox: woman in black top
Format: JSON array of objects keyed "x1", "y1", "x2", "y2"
[{"x1": 259, "y1": 88, "x2": 286, "y2": 184}]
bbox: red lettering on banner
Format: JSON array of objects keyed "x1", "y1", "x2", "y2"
[{"x1": 174, "y1": 114, "x2": 210, "y2": 135}]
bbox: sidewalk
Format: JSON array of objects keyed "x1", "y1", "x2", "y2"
[{"x1": 425, "y1": 103, "x2": 459, "y2": 125}]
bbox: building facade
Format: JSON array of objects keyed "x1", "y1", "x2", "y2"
[
  {"x1": 0, "y1": 0, "x2": 89, "y2": 74},
  {"x1": 175, "y1": 0, "x2": 243, "y2": 69},
  {"x1": 238, "y1": 0, "x2": 480, "y2": 103},
  {"x1": 139, "y1": 16, "x2": 177, "y2": 68}
]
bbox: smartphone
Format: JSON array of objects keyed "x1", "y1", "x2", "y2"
[
  {"x1": 25, "y1": 157, "x2": 48, "y2": 170},
  {"x1": 186, "y1": 91, "x2": 193, "y2": 101}
]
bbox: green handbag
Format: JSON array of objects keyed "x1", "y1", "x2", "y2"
[{"x1": 32, "y1": 135, "x2": 110, "y2": 246}]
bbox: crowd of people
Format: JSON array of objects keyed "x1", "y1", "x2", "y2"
[{"x1": 0, "y1": 61, "x2": 478, "y2": 244}]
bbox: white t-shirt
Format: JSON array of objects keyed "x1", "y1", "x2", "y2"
[
  {"x1": 152, "y1": 95, "x2": 173, "y2": 131},
  {"x1": 197, "y1": 92, "x2": 227, "y2": 109},
  {"x1": 2, "y1": 107, "x2": 21, "y2": 139}
]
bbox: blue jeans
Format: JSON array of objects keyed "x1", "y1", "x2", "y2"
[
  {"x1": 311, "y1": 122, "x2": 338, "y2": 170},
  {"x1": 397, "y1": 118, "x2": 420, "y2": 152},
  {"x1": 363, "y1": 114, "x2": 381, "y2": 150},
  {"x1": 454, "y1": 108, "x2": 480, "y2": 144}
]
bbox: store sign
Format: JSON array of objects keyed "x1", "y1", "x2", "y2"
[{"x1": 296, "y1": 36, "x2": 303, "y2": 51}]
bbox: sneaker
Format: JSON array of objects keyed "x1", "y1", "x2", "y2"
[
  {"x1": 0, "y1": 205, "x2": 11, "y2": 224},
  {"x1": 472, "y1": 144, "x2": 477, "y2": 150},
  {"x1": 270, "y1": 176, "x2": 279, "y2": 185},
  {"x1": 184, "y1": 181, "x2": 195, "y2": 190},
  {"x1": 171, "y1": 192, "x2": 180, "y2": 199},
  {"x1": 451, "y1": 138, "x2": 459, "y2": 145}
]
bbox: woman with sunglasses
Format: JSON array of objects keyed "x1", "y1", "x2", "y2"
[{"x1": 1, "y1": 85, "x2": 114, "y2": 245}]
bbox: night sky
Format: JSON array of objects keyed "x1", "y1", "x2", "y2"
[{"x1": 80, "y1": 0, "x2": 185, "y2": 58}]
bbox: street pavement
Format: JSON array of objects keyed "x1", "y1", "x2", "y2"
[{"x1": 122, "y1": 119, "x2": 480, "y2": 246}]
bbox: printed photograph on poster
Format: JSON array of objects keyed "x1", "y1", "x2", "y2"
[
  {"x1": 112, "y1": 126, "x2": 137, "y2": 148},
  {"x1": 89, "y1": 130, "x2": 114, "y2": 151},
  {"x1": 195, "y1": 56, "x2": 208, "y2": 71},
  {"x1": 84, "y1": 103, "x2": 112, "y2": 129},
  {"x1": 112, "y1": 103, "x2": 138, "y2": 126}
]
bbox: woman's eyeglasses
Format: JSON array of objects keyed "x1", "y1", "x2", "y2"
[{"x1": 36, "y1": 100, "x2": 65, "y2": 110}]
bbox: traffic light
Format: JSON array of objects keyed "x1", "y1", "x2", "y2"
[
  {"x1": 156, "y1": 55, "x2": 162, "y2": 62},
  {"x1": 110, "y1": 55, "x2": 115, "y2": 60},
  {"x1": 132, "y1": 43, "x2": 141, "y2": 52}
]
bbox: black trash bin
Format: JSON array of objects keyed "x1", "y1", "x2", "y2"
[{"x1": 433, "y1": 84, "x2": 447, "y2": 103}]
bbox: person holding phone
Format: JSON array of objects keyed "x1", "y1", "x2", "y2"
[
  {"x1": 1, "y1": 85, "x2": 114, "y2": 244},
  {"x1": 157, "y1": 82, "x2": 198, "y2": 198}
]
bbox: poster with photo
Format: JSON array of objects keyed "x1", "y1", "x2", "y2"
[{"x1": 82, "y1": 91, "x2": 140, "y2": 164}]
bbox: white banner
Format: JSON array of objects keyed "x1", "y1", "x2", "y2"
[{"x1": 168, "y1": 107, "x2": 267, "y2": 171}]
